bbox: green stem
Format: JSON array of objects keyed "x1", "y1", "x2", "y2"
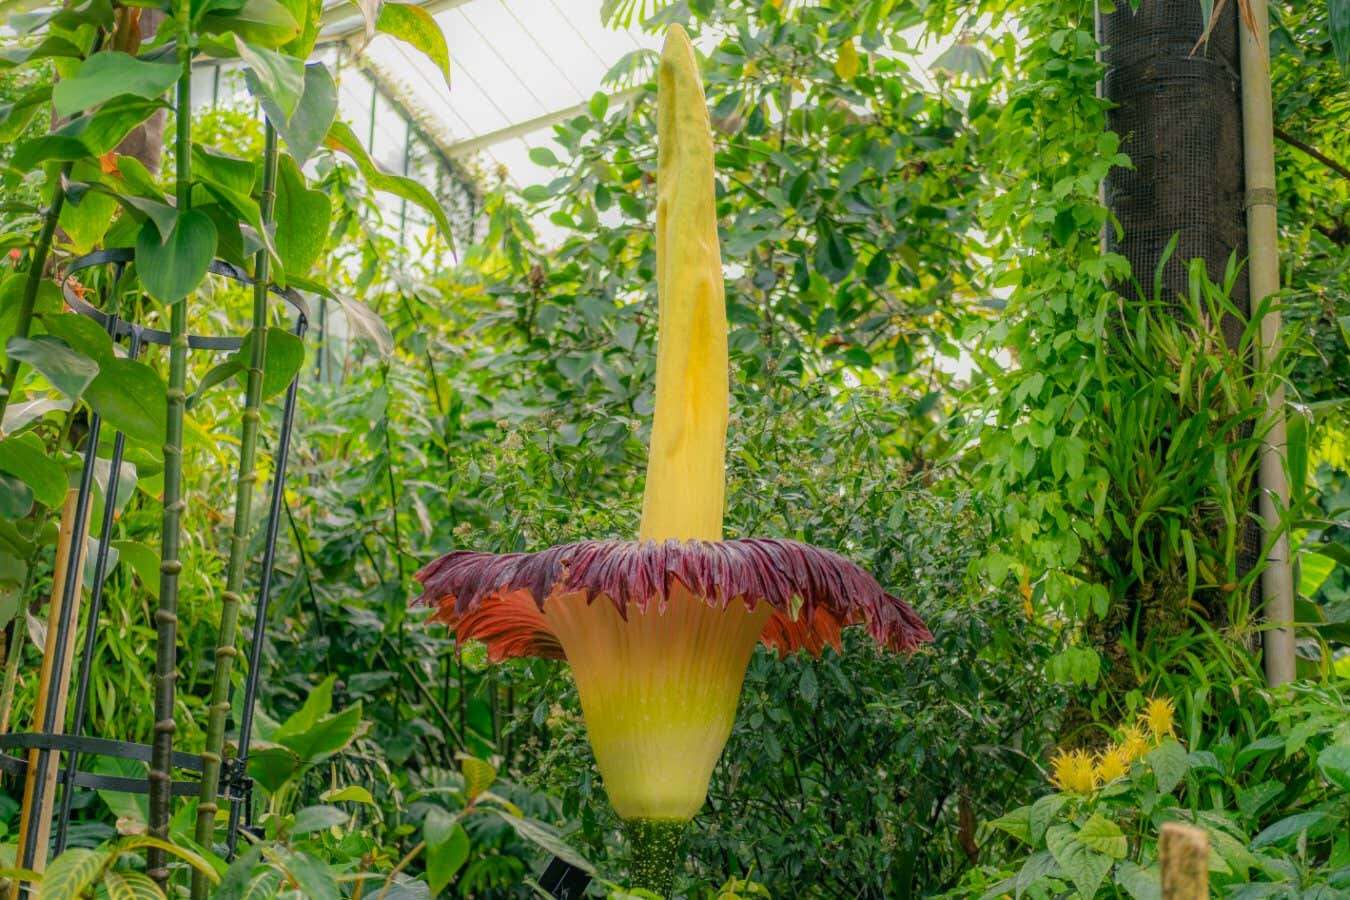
[
  {"x1": 147, "y1": 24, "x2": 193, "y2": 886},
  {"x1": 623, "y1": 819, "x2": 688, "y2": 898},
  {"x1": 190, "y1": 122, "x2": 278, "y2": 898},
  {"x1": 0, "y1": 169, "x2": 69, "y2": 428}
]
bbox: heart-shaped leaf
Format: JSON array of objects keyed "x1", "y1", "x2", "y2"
[
  {"x1": 51, "y1": 51, "x2": 179, "y2": 117},
  {"x1": 135, "y1": 210, "x2": 218, "y2": 303}
]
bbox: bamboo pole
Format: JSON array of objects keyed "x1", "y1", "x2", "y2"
[
  {"x1": 9, "y1": 491, "x2": 90, "y2": 895},
  {"x1": 1239, "y1": 0, "x2": 1296, "y2": 686},
  {"x1": 191, "y1": 122, "x2": 279, "y2": 898},
  {"x1": 147, "y1": 20, "x2": 194, "y2": 884},
  {"x1": 1160, "y1": 823, "x2": 1209, "y2": 899}
]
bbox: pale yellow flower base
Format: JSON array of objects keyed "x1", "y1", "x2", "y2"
[{"x1": 546, "y1": 587, "x2": 772, "y2": 820}]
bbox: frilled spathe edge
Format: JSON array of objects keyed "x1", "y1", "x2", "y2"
[{"x1": 412, "y1": 538, "x2": 931, "y2": 659}]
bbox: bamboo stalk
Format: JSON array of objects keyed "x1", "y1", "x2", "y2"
[
  {"x1": 147, "y1": 29, "x2": 194, "y2": 885},
  {"x1": 1238, "y1": 0, "x2": 1295, "y2": 686},
  {"x1": 191, "y1": 122, "x2": 279, "y2": 898},
  {"x1": 9, "y1": 491, "x2": 89, "y2": 896},
  {"x1": 1160, "y1": 822, "x2": 1209, "y2": 899}
]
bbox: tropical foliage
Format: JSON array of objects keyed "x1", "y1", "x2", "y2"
[{"x1": 0, "y1": 0, "x2": 1346, "y2": 897}]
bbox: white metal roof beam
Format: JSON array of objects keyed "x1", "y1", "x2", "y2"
[{"x1": 443, "y1": 86, "x2": 641, "y2": 158}]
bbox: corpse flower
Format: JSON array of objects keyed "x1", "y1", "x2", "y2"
[{"x1": 414, "y1": 25, "x2": 931, "y2": 891}]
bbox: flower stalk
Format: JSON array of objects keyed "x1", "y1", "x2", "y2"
[{"x1": 191, "y1": 121, "x2": 278, "y2": 896}]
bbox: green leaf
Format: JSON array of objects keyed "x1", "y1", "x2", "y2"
[
  {"x1": 265, "y1": 64, "x2": 336, "y2": 164},
  {"x1": 1146, "y1": 738, "x2": 1190, "y2": 795},
  {"x1": 1251, "y1": 811, "x2": 1330, "y2": 848},
  {"x1": 1318, "y1": 745, "x2": 1350, "y2": 792},
  {"x1": 320, "y1": 785, "x2": 374, "y2": 805},
  {"x1": 84, "y1": 358, "x2": 168, "y2": 446},
  {"x1": 0, "y1": 433, "x2": 68, "y2": 507},
  {"x1": 37, "y1": 847, "x2": 107, "y2": 900},
  {"x1": 51, "y1": 52, "x2": 180, "y2": 118},
  {"x1": 273, "y1": 674, "x2": 334, "y2": 739},
  {"x1": 135, "y1": 211, "x2": 218, "y2": 303},
  {"x1": 111, "y1": 540, "x2": 160, "y2": 598},
  {"x1": 1014, "y1": 850, "x2": 1059, "y2": 898},
  {"x1": 192, "y1": 144, "x2": 257, "y2": 198},
  {"x1": 1028, "y1": 792, "x2": 1067, "y2": 845},
  {"x1": 0, "y1": 475, "x2": 34, "y2": 520},
  {"x1": 424, "y1": 808, "x2": 469, "y2": 893},
  {"x1": 271, "y1": 849, "x2": 338, "y2": 899},
  {"x1": 201, "y1": 0, "x2": 300, "y2": 47},
  {"x1": 246, "y1": 744, "x2": 301, "y2": 793},
  {"x1": 5, "y1": 335, "x2": 98, "y2": 399},
  {"x1": 1113, "y1": 860, "x2": 1161, "y2": 900},
  {"x1": 1077, "y1": 813, "x2": 1128, "y2": 860},
  {"x1": 290, "y1": 804, "x2": 348, "y2": 836},
  {"x1": 273, "y1": 154, "x2": 331, "y2": 278},
  {"x1": 39, "y1": 311, "x2": 114, "y2": 366},
  {"x1": 1045, "y1": 823, "x2": 1113, "y2": 899},
  {"x1": 492, "y1": 811, "x2": 594, "y2": 874},
  {"x1": 335, "y1": 293, "x2": 393, "y2": 356},
  {"x1": 237, "y1": 37, "x2": 305, "y2": 123},
  {"x1": 0, "y1": 84, "x2": 52, "y2": 142},
  {"x1": 459, "y1": 754, "x2": 497, "y2": 802},
  {"x1": 101, "y1": 869, "x2": 163, "y2": 900},
  {"x1": 324, "y1": 119, "x2": 454, "y2": 246},
  {"x1": 376, "y1": 3, "x2": 450, "y2": 87},
  {"x1": 190, "y1": 327, "x2": 304, "y2": 409},
  {"x1": 988, "y1": 805, "x2": 1033, "y2": 845}
]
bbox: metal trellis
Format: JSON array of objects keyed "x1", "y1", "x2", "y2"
[{"x1": 0, "y1": 248, "x2": 309, "y2": 885}]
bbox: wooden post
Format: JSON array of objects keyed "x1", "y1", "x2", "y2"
[
  {"x1": 10, "y1": 490, "x2": 90, "y2": 894},
  {"x1": 1160, "y1": 822, "x2": 1210, "y2": 899}
]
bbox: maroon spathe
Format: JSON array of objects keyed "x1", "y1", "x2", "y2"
[{"x1": 413, "y1": 538, "x2": 931, "y2": 659}]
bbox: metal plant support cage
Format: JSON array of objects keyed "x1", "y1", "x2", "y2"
[{"x1": 0, "y1": 247, "x2": 309, "y2": 877}]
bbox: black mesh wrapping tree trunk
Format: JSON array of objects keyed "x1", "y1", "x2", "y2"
[
  {"x1": 1101, "y1": 0, "x2": 1247, "y2": 327},
  {"x1": 1098, "y1": 0, "x2": 1263, "y2": 606}
]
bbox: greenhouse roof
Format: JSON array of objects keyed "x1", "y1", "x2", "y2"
[{"x1": 317, "y1": 0, "x2": 660, "y2": 184}]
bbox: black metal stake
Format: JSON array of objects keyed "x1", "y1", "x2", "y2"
[
  {"x1": 224, "y1": 315, "x2": 307, "y2": 856},
  {"x1": 19, "y1": 386, "x2": 102, "y2": 871},
  {"x1": 53, "y1": 325, "x2": 144, "y2": 855}
]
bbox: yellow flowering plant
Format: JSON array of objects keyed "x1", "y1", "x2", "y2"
[{"x1": 973, "y1": 689, "x2": 1350, "y2": 898}]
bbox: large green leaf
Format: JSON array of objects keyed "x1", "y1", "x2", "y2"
[
  {"x1": 423, "y1": 809, "x2": 469, "y2": 894},
  {"x1": 290, "y1": 804, "x2": 348, "y2": 836},
  {"x1": 376, "y1": 3, "x2": 450, "y2": 87},
  {"x1": 279, "y1": 703, "x2": 364, "y2": 764},
  {"x1": 135, "y1": 211, "x2": 218, "y2": 303},
  {"x1": 492, "y1": 811, "x2": 594, "y2": 874},
  {"x1": 246, "y1": 744, "x2": 301, "y2": 793},
  {"x1": 237, "y1": 37, "x2": 304, "y2": 124},
  {"x1": 84, "y1": 358, "x2": 169, "y2": 446},
  {"x1": 1077, "y1": 813, "x2": 1128, "y2": 860},
  {"x1": 4, "y1": 335, "x2": 98, "y2": 399},
  {"x1": 1251, "y1": 810, "x2": 1331, "y2": 848},
  {"x1": 201, "y1": 0, "x2": 300, "y2": 47},
  {"x1": 273, "y1": 154, "x2": 331, "y2": 279},
  {"x1": 1146, "y1": 738, "x2": 1190, "y2": 795},
  {"x1": 324, "y1": 119, "x2": 454, "y2": 245},
  {"x1": 39, "y1": 311, "x2": 115, "y2": 365},
  {"x1": 190, "y1": 327, "x2": 305, "y2": 408},
  {"x1": 37, "y1": 847, "x2": 107, "y2": 900},
  {"x1": 100, "y1": 869, "x2": 163, "y2": 900},
  {"x1": 0, "y1": 84, "x2": 52, "y2": 142},
  {"x1": 111, "y1": 540, "x2": 159, "y2": 598},
  {"x1": 0, "y1": 432, "x2": 66, "y2": 507},
  {"x1": 51, "y1": 51, "x2": 180, "y2": 117},
  {"x1": 271, "y1": 850, "x2": 337, "y2": 899},
  {"x1": 262, "y1": 64, "x2": 336, "y2": 165},
  {"x1": 1045, "y1": 823, "x2": 1112, "y2": 899},
  {"x1": 1318, "y1": 745, "x2": 1350, "y2": 792}
]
